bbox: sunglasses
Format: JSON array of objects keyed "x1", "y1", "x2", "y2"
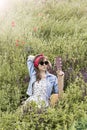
[{"x1": 39, "y1": 61, "x2": 49, "y2": 66}]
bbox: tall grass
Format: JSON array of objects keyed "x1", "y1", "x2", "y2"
[{"x1": 0, "y1": 0, "x2": 87, "y2": 129}]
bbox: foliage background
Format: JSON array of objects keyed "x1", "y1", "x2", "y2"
[{"x1": 0, "y1": 0, "x2": 87, "y2": 129}]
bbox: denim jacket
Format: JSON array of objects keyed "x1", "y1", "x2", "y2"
[{"x1": 26, "y1": 56, "x2": 58, "y2": 99}]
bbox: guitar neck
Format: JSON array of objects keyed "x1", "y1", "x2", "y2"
[{"x1": 55, "y1": 57, "x2": 62, "y2": 71}]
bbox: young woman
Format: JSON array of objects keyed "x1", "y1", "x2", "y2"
[{"x1": 25, "y1": 54, "x2": 59, "y2": 107}]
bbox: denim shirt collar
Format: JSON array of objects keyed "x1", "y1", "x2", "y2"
[{"x1": 46, "y1": 71, "x2": 52, "y2": 78}]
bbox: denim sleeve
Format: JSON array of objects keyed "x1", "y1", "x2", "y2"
[
  {"x1": 27, "y1": 56, "x2": 36, "y2": 78},
  {"x1": 53, "y1": 76, "x2": 58, "y2": 93}
]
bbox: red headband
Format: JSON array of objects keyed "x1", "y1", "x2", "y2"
[{"x1": 34, "y1": 54, "x2": 44, "y2": 68}]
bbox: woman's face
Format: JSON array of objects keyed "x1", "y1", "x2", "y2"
[{"x1": 38, "y1": 58, "x2": 49, "y2": 71}]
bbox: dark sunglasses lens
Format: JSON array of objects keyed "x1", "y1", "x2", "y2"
[
  {"x1": 39, "y1": 61, "x2": 44, "y2": 65},
  {"x1": 45, "y1": 61, "x2": 49, "y2": 65},
  {"x1": 39, "y1": 61, "x2": 49, "y2": 65}
]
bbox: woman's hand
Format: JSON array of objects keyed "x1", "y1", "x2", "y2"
[
  {"x1": 28, "y1": 55, "x2": 35, "y2": 61},
  {"x1": 50, "y1": 94, "x2": 58, "y2": 107},
  {"x1": 57, "y1": 70, "x2": 64, "y2": 76}
]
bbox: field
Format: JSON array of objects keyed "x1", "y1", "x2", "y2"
[{"x1": 0, "y1": 0, "x2": 87, "y2": 129}]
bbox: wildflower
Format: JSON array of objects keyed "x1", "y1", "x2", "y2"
[
  {"x1": 12, "y1": 21, "x2": 15, "y2": 27},
  {"x1": 38, "y1": 13, "x2": 43, "y2": 16},
  {"x1": 33, "y1": 27, "x2": 37, "y2": 32},
  {"x1": 22, "y1": 41, "x2": 25, "y2": 44},
  {"x1": 16, "y1": 40, "x2": 19, "y2": 43},
  {"x1": 16, "y1": 43, "x2": 19, "y2": 46}
]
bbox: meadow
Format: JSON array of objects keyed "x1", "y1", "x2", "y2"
[{"x1": 0, "y1": 0, "x2": 87, "y2": 129}]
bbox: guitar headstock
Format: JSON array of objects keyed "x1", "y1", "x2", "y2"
[{"x1": 54, "y1": 57, "x2": 62, "y2": 71}]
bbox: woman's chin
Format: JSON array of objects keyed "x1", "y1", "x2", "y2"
[{"x1": 42, "y1": 68, "x2": 47, "y2": 71}]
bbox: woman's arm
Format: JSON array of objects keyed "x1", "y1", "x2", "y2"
[
  {"x1": 50, "y1": 76, "x2": 59, "y2": 106},
  {"x1": 53, "y1": 76, "x2": 59, "y2": 94},
  {"x1": 26, "y1": 56, "x2": 36, "y2": 96},
  {"x1": 57, "y1": 70, "x2": 64, "y2": 96},
  {"x1": 27, "y1": 55, "x2": 36, "y2": 78}
]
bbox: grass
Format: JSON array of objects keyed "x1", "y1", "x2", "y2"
[{"x1": 0, "y1": 0, "x2": 87, "y2": 129}]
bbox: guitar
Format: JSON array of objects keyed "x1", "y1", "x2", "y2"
[
  {"x1": 50, "y1": 57, "x2": 64, "y2": 106},
  {"x1": 55, "y1": 57, "x2": 64, "y2": 94}
]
